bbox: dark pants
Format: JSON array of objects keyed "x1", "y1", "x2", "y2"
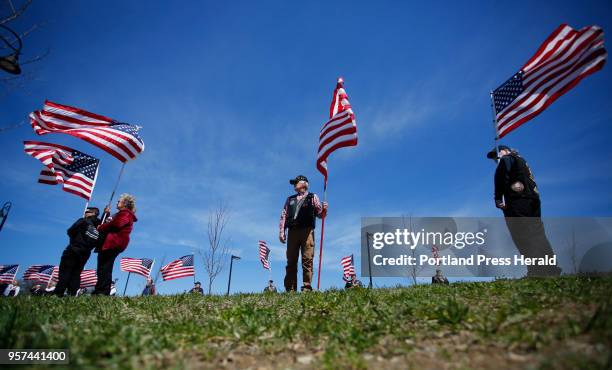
[
  {"x1": 503, "y1": 198, "x2": 560, "y2": 276},
  {"x1": 55, "y1": 247, "x2": 90, "y2": 296},
  {"x1": 93, "y1": 249, "x2": 121, "y2": 295},
  {"x1": 284, "y1": 227, "x2": 315, "y2": 292}
]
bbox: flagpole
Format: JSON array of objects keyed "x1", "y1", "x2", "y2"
[
  {"x1": 489, "y1": 91, "x2": 500, "y2": 164},
  {"x1": 103, "y1": 162, "x2": 126, "y2": 222},
  {"x1": 316, "y1": 181, "x2": 327, "y2": 290},
  {"x1": 123, "y1": 272, "x2": 131, "y2": 296}
]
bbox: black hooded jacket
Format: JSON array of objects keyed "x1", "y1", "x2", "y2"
[{"x1": 67, "y1": 216, "x2": 102, "y2": 255}]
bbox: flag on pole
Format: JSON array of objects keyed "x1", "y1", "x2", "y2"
[
  {"x1": 24, "y1": 141, "x2": 99, "y2": 200},
  {"x1": 120, "y1": 257, "x2": 153, "y2": 278},
  {"x1": 29, "y1": 100, "x2": 145, "y2": 162},
  {"x1": 341, "y1": 254, "x2": 355, "y2": 281},
  {"x1": 0, "y1": 264, "x2": 19, "y2": 283},
  {"x1": 258, "y1": 240, "x2": 271, "y2": 270},
  {"x1": 80, "y1": 269, "x2": 97, "y2": 288},
  {"x1": 493, "y1": 24, "x2": 607, "y2": 138},
  {"x1": 23, "y1": 264, "x2": 57, "y2": 283},
  {"x1": 160, "y1": 255, "x2": 195, "y2": 281},
  {"x1": 317, "y1": 77, "x2": 358, "y2": 185}
]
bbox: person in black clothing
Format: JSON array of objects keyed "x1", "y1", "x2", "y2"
[
  {"x1": 55, "y1": 207, "x2": 101, "y2": 296},
  {"x1": 344, "y1": 274, "x2": 363, "y2": 289},
  {"x1": 431, "y1": 269, "x2": 449, "y2": 285},
  {"x1": 487, "y1": 145, "x2": 560, "y2": 276},
  {"x1": 190, "y1": 281, "x2": 204, "y2": 295}
]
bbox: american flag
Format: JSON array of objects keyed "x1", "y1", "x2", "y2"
[
  {"x1": 493, "y1": 24, "x2": 607, "y2": 138},
  {"x1": 317, "y1": 77, "x2": 358, "y2": 185},
  {"x1": 80, "y1": 269, "x2": 97, "y2": 288},
  {"x1": 29, "y1": 100, "x2": 145, "y2": 162},
  {"x1": 0, "y1": 264, "x2": 19, "y2": 284},
  {"x1": 258, "y1": 240, "x2": 271, "y2": 270},
  {"x1": 24, "y1": 141, "x2": 99, "y2": 200},
  {"x1": 120, "y1": 257, "x2": 153, "y2": 278},
  {"x1": 160, "y1": 255, "x2": 195, "y2": 281},
  {"x1": 341, "y1": 255, "x2": 355, "y2": 281},
  {"x1": 23, "y1": 264, "x2": 57, "y2": 283}
]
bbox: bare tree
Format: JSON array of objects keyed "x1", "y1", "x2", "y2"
[
  {"x1": 567, "y1": 227, "x2": 578, "y2": 274},
  {"x1": 403, "y1": 214, "x2": 423, "y2": 285},
  {"x1": 197, "y1": 203, "x2": 230, "y2": 294}
]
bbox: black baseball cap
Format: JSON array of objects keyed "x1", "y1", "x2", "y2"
[
  {"x1": 195, "y1": 281, "x2": 201, "y2": 285},
  {"x1": 86, "y1": 207, "x2": 100, "y2": 216},
  {"x1": 486, "y1": 145, "x2": 511, "y2": 159},
  {"x1": 289, "y1": 175, "x2": 309, "y2": 185}
]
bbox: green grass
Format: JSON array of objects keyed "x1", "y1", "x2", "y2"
[{"x1": 1, "y1": 276, "x2": 611, "y2": 369}]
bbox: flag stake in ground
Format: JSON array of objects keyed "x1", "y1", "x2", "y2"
[{"x1": 315, "y1": 77, "x2": 358, "y2": 290}]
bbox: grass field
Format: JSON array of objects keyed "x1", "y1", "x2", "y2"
[{"x1": 1, "y1": 276, "x2": 611, "y2": 369}]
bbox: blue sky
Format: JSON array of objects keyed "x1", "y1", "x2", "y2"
[{"x1": 1, "y1": 1, "x2": 611, "y2": 295}]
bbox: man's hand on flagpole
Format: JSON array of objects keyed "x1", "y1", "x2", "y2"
[
  {"x1": 279, "y1": 231, "x2": 286, "y2": 244},
  {"x1": 322, "y1": 202, "x2": 328, "y2": 217}
]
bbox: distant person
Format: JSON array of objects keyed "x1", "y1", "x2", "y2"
[
  {"x1": 93, "y1": 194, "x2": 138, "y2": 295},
  {"x1": 190, "y1": 281, "x2": 204, "y2": 295},
  {"x1": 487, "y1": 146, "x2": 560, "y2": 277},
  {"x1": 45, "y1": 281, "x2": 57, "y2": 294},
  {"x1": 263, "y1": 280, "x2": 277, "y2": 293},
  {"x1": 30, "y1": 284, "x2": 44, "y2": 296},
  {"x1": 279, "y1": 175, "x2": 328, "y2": 292},
  {"x1": 109, "y1": 281, "x2": 117, "y2": 296},
  {"x1": 4, "y1": 280, "x2": 20, "y2": 296},
  {"x1": 431, "y1": 269, "x2": 449, "y2": 285},
  {"x1": 344, "y1": 274, "x2": 363, "y2": 289},
  {"x1": 142, "y1": 278, "x2": 157, "y2": 296},
  {"x1": 55, "y1": 207, "x2": 101, "y2": 296}
]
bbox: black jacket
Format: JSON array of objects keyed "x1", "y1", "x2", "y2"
[
  {"x1": 67, "y1": 216, "x2": 102, "y2": 255},
  {"x1": 494, "y1": 153, "x2": 539, "y2": 203}
]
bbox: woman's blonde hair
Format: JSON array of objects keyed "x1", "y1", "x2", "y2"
[{"x1": 119, "y1": 193, "x2": 136, "y2": 212}]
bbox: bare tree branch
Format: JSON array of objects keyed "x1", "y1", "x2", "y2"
[
  {"x1": 197, "y1": 203, "x2": 230, "y2": 294},
  {"x1": 0, "y1": 0, "x2": 32, "y2": 25}
]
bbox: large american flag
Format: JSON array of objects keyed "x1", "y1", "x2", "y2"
[
  {"x1": 317, "y1": 78, "x2": 358, "y2": 186},
  {"x1": 80, "y1": 269, "x2": 97, "y2": 288},
  {"x1": 341, "y1": 254, "x2": 355, "y2": 281},
  {"x1": 493, "y1": 24, "x2": 607, "y2": 138},
  {"x1": 29, "y1": 100, "x2": 145, "y2": 162},
  {"x1": 160, "y1": 255, "x2": 194, "y2": 281},
  {"x1": 24, "y1": 141, "x2": 99, "y2": 200},
  {"x1": 0, "y1": 264, "x2": 19, "y2": 284},
  {"x1": 23, "y1": 264, "x2": 57, "y2": 283},
  {"x1": 258, "y1": 240, "x2": 271, "y2": 270},
  {"x1": 120, "y1": 257, "x2": 153, "y2": 278}
]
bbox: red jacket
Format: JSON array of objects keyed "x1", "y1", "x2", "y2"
[{"x1": 98, "y1": 209, "x2": 137, "y2": 252}]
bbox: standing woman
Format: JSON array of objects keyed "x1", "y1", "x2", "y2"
[{"x1": 93, "y1": 194, "x2": 138, "y2": 295}]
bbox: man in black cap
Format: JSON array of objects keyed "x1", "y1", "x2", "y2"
[
  {"x1": 487, "y1": 146, "x2": 560, "y2": 276},
  {"x1": 55, "y1": 207, "x2": 102, "y2": 296},
  {"x1": 190, "y1": 281, "x2": 204, "y2": 295},
  {"x1": 279, "y1": 175, "x2": 328, "y2": 291}
]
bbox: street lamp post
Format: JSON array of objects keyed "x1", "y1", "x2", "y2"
[
  {"x1": 366, "y1": 232, "x2": 373, "y2": 289},
  {"x1": 226, "y1": 255, "x2": 241, "y2": 296},
  {"x1": 0, "y1": 24, "x2": 23, "y2": 75}
]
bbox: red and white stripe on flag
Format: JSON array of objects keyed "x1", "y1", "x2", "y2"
[
  {"x1": 160, "y1": 255, "x2": 195, "y2": 281},
  {"x1": 29, "y1": 100, "x2": 145, "y2": 162},
  {"x1": 341, "y1": 255, "x2": 355, "y2": 279},
  {"x1": 317, "y1": 78, "x2": 358, "y2": 184},
  {"x1": 493, "y1": 24, "x2": 607, "y2": 138},
  {"x1": 120, "y1": 257, "x2": 153, "y2": 278},
  {"x1": 80, "y1": 269, "x2": 97, "y2": 288},
  {"x1": 258, "y1": 240, "x2": 270, "y2": 270},
  {"x1": 24, "y1": 141, "x2": 99, "y2": 200}
]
